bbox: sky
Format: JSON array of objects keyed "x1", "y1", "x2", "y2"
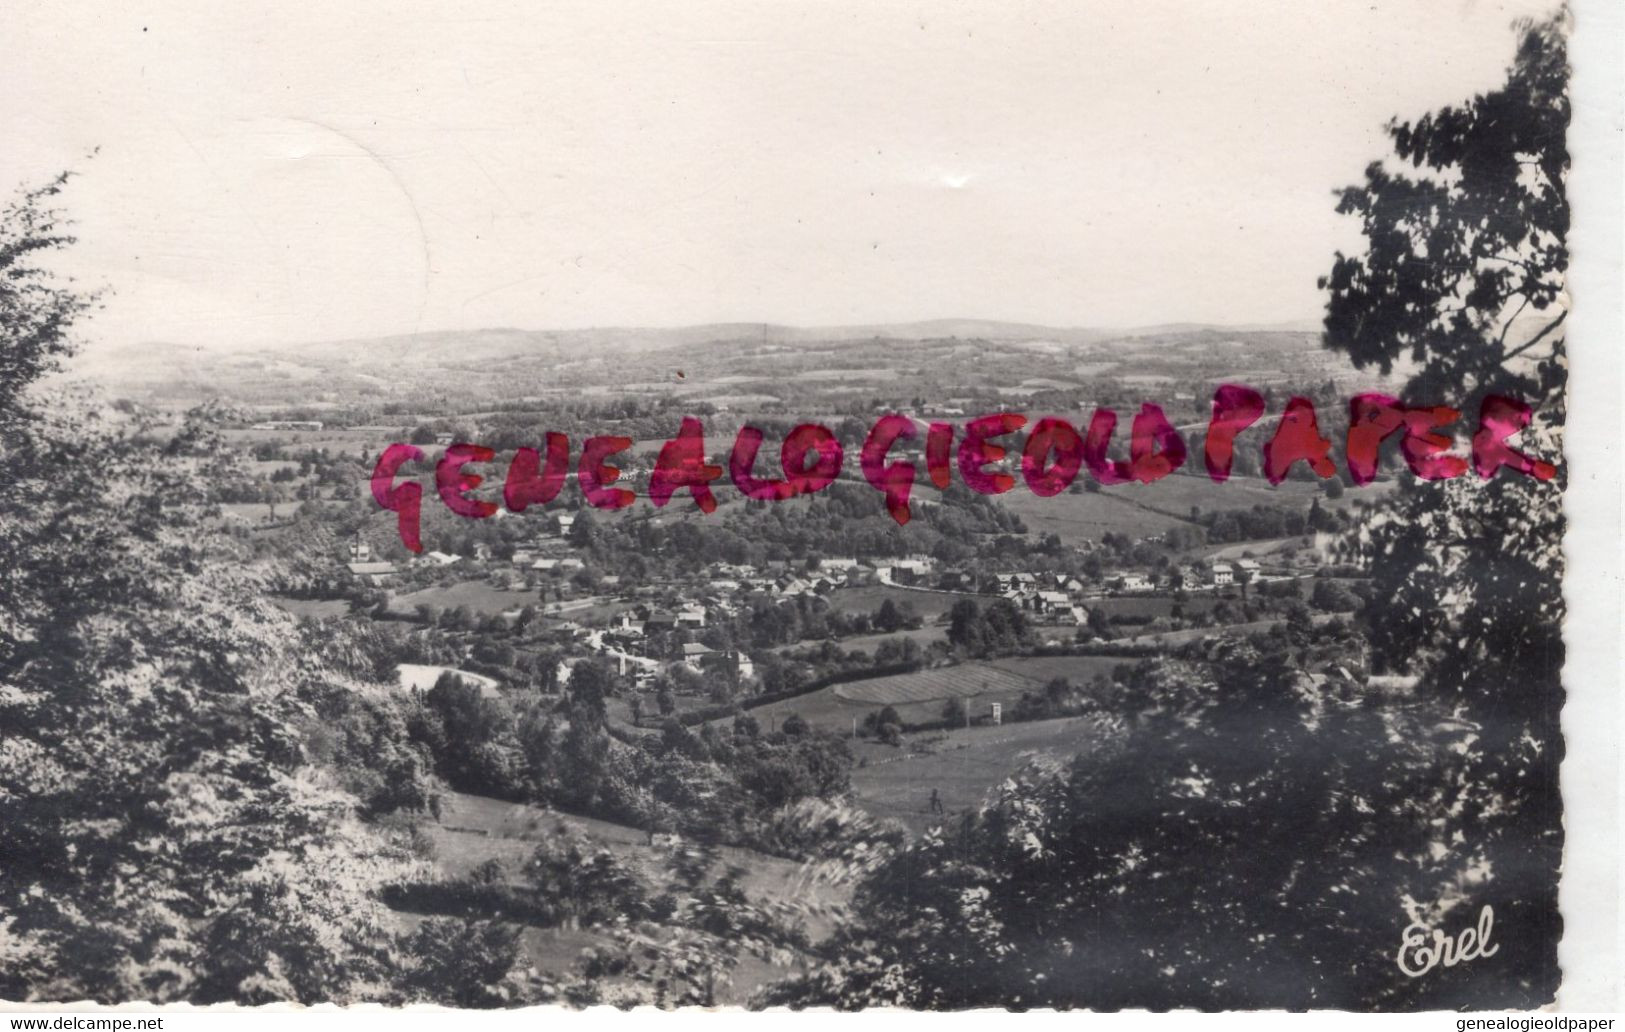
[{"x1": 0, "y1": 0, "x2": 1560, "y2": 355}]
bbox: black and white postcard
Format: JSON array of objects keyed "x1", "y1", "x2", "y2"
[{"x1": 1, "y1": 0, "x2": 1618, "y2": 1014}]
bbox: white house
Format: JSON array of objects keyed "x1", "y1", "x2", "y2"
[
  {"x1": 676, "y1": 604, "x2": 707, "y2": 629},
  {"x1": 1035, "y1": 590, "x2": 1072, "y2": 614},
  {"x1": 891, "y1": 558, "x2": 933, "y2": 583},
  {"x1": 680, "y1": 641, "x2": 717, "y2": 670},
  {"x1": 1173, "y1": 567, "x2": 1204, "y2": 591}
]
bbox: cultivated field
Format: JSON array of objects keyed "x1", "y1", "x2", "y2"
[{"x1": 984, "y1": 654, "x2": 1129, "y2": 686}]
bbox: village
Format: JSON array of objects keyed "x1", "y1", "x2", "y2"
[{"x1": 334, "y1": 491, "x2": 1366, "y2": 729}]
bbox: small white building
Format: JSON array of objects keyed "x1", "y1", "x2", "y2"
[
  {"x1": 680, "y1": 641, "x2": 717, "y2": 671},
  {"x1": 676, "y1": 604, "x2": 707, "y2": 628},
  {"x1": 1036, "y1": 590, "x2": 1072, "y2": 614},
  {"x1": 346, "y1": 560, "x2": 398, "y2": 579}
]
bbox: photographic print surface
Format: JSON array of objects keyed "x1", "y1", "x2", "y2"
[{"x1": 0, "y1": 0, "x2": 1584, "y2": 1010}]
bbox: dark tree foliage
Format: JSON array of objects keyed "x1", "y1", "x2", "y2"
[
  {"x1": 1321, "y1": 13, "x2": 1568, "y2": 1002},
  {"x1": 1321, "y1": 16, "x2": 1567, "y2": 403},
  {"x1": 762, "y1": 639, "x2": 1495, "y2": 1009},
  {"x1": 0, "y1": 173, "x2": 98, "y2": 420},
  {"x1": 0, "y1": 175, "x2": 411, "y2": 1003}
]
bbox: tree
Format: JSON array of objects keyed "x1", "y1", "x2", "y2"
[
  {"x1": 1318, "y1": 14, "x2": 1567, "y2": 1003},
  {"x1": 762, "y1": 640, "x2": 1496, "y2": 1009},
  {"x1": 0, "y1": 173, "x2": 97, "y2": 418},
  {"x1": 568, "y1": 508, "x2": 598, "y2": 549},
  {"x1": 400, "y1": 919, "x2": 525, "y2": 1008},
  {"x1": 873, "y1": 598, "x2": 905, "y2": 633},
  {"x1": 1321, "y1": 17, "x2": 1567, "y2": 406},
  {"x1": 0, "y1": 174, "x2": 408, "y2": 1003},
  {"x1": 566, "y1": 657, "x2": 614, "y2": 723},
  {"x1": 1310, "y1": 578, "x2": 1359, "y2": 613},
  {"x1": 946, "y1": 599, "x2": 983, "y2": 652}
]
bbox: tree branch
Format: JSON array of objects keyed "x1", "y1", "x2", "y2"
[
  {"x1": 1502, "y1": 309, "x2": 1567, "y2": 364},
  {"x1": 1496, "y1": 295, "x2": 1532, "y2": 350}
]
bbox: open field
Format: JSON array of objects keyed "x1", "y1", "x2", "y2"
[
  {"x1": 219, "y1": 500, "x2": 304, "y2": 522},
  {"x1": 990, "y1": 471, "x2": 1396, "y2": 546},
  {"x1": 984, "y1": 654, "x2": 1128, "y2": 685},
  {"x1": 822, "y1": 626, "x2": 945, "y2": 655},
  {"x1": 991, "y1": 489, "x2": 1191, "y2": 545},
  {"x1": 536, "y1": 596, "x2": 625, "y2": 626},
  {"x1": 1113, "y1": 609, "x2": 1351, "y2": 647},
  {"x1": 1087, "y1": 595, "x2": 1227, "y2": 620},
  {"x1": 737, "y1": 660, "x2": 1063, "y2": 733},
  {"x1": 1152, "y1": 471, "x2": 1397, "y2": 517},
  {"x1": 1128, "y1": 470, "x2": 1327, "y2": 517},
  {"x1": 848, "y1": 715, "x2": 1109, "y2": 834},
  {"x1": 390, "y1": 578, "x2": 531, "y2": 617},
  {"x1": 833, "y1": 663, "x2": 1035, "y2": 705},
  {"x1": 220, "y1": 426, "x2": 382, "y2": 456},
  {"x1": 739, "y1": 679, "x2": 1038, "y2": 735},
  {"x1": 822, "y1": 585, "x2": 962, "y2": 620}
]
